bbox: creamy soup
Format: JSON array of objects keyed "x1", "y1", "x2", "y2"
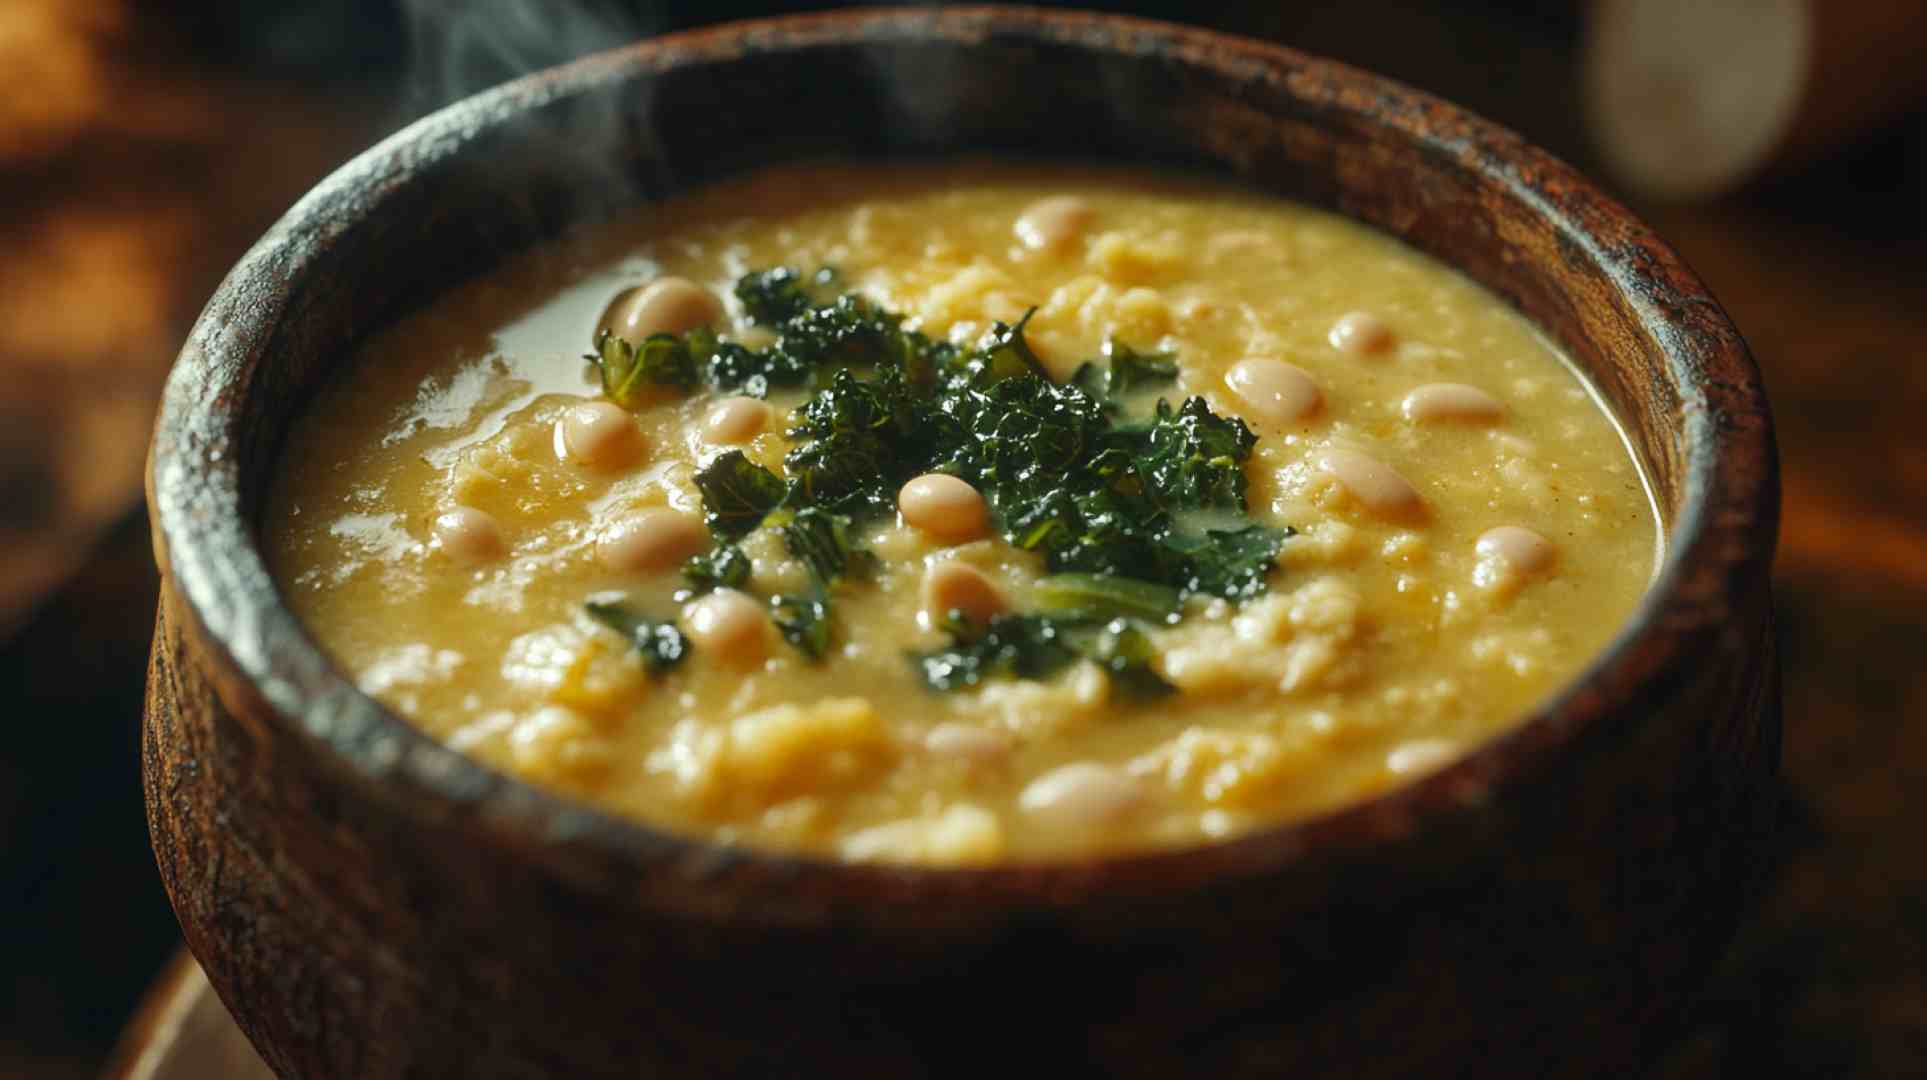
[{"x1": 268, "y1": 162, "x2": 1658, "y2": 863}]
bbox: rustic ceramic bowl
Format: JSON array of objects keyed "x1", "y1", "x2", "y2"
[{"x1": 145, "y1": 8, "x2": 1780, "y2": 1078}]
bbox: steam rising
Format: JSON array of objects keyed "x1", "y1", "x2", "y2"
[
  {"x1": 400, "y1": 0, "x2": 658, "y2": 116},
  {"x1": 395, "y1": 0, "x2": 679, "y2": 261},
  {"x1": 387, "y1": 1, "x2": 963, "y2": 269}
]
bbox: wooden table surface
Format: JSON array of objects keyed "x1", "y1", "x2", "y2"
[
  {"x1": 2, "y1": 4, "x2": 1922, "y2": 1076},
  {"x1": 100, "y1": 957, "x2": 270, "y2": 1080}
]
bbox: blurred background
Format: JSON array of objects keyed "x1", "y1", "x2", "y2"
[{"x1": 2, "y1": 1, "x2": 1923, "y2": 1076}]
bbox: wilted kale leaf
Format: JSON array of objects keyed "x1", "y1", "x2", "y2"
[
  {"x1": 693, "y1": 451, "x2": 785, "y2": 539},
  {"x1": 776, "y1": 506, "x2": 879, "y2": 585},
  {"x1": 910, "y1": 612, "x2": 1172, "y2": 698},
  {"x1": 735, "y1": 266, "x2": 837, "y2": 325},
  {"x1": 911, "y1": 612, "x2": 1078, "y2": 690},
  {"x1": 588, "y1": 329, "x2": 701, "y2": 407},
  {"x1": 681, "y1": 543, "x2": 752, "y2": 595},
  {"x1": 1032, "y1": 572, "x2": 1183, "y2": 624},
  {"x1": 1070, "y1": 339, "x2": 1179, "y2": 401},
  {"x1": 1129, "y1": 396, "x2": 1258, "y2": 512},
  {"x1": 602, "y1": 267, "x2": 1292, "y2": 680},
  {"x1": 584, "y1": 601, "x2": 689, "y2": 673},
  {"x1": 1157, "y1": 523, "x2": 1294, "y2": 599},
  {"x1": 782, "y1": 365, "x2": 930, "y2": 516},
  {"x1": 770, "y1": 582, "x2": 834, "y2": 660}
]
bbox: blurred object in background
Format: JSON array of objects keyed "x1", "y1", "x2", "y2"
[
  {"x1": 0, "y1": 1, "x2": 123, "y2": 162},
  {"x1": 1585, "y1": 0, "x2": 1927, "y2": 202},
  {"x1": 0, "y1": 0, "x2": 394, "y2": 640},
  {"x1": 0, "y1": 2, "x2": 394, "y2": 1077}
]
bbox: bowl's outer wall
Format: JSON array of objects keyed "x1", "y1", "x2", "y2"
[{"x1": 144, "y1": 9, "x2": 1781, "y2": 1078}]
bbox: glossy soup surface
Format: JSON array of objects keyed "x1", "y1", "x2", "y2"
[{"x1": 268, "y1": 162, "x2": 1659, "y2": 863}]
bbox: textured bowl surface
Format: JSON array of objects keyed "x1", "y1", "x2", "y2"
[{"x1": 145, "y1": 8, "x2": 1779, "y2": 1077}]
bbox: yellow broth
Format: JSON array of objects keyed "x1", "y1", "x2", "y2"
[{"x1": 268, "y1": 162, "x2": 1659, "y2": 862}]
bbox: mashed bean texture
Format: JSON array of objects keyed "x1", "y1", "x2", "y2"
[{"x1": 269, "y1": 163, "x2": 1658, "y2": 862}]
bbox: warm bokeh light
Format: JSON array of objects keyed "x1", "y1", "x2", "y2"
[
  {"x1": 0, "y1": 0, "x2": 382, "y2": 635},
  {"x1": 0, "y1": 205, "x2": 186, "y2": 360},
  {"x1": 0, "y1": 0, "x2": 123, "y2": 161}
]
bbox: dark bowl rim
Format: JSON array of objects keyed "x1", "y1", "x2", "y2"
[{"x1": 147, "y1": 5, "x2": 1778, "y2": 915}]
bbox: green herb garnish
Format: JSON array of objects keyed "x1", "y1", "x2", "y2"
[
  {"x1": 595, "y1": 267, "x2": 1292, "y2": 677},
  {"x1": 912, "y1": 612, "x2": 1079, "y2": 690},
  {"x1": 681, "y1": 543, "x2": 752, "y2": 595},
  {"x1": 770, "y1": 582, "x2": 835, "y2": 660},
  {"x1": 783, "y1": 365, "x2": 927, "y2": 517},
  {"x1": 692, "y1": 450, "x2": 785, "y2": 539},
  {"x1": 588, "y1": 329, "x2": 700, "y2": 406},
  {"x1": 776, "y1": 506, "x2": 879, "y2": 584},
  {"x1": 1085, "y1": 618, "x2": 1176, "y2": 698},
  {"x1": 1033, "y1": 573, "x2": 1183, "y2": 624},
  {"x1": 910, "y1": 612, "x2": 1173, "y2": 697},
  {"x1": 1157, "y1": 523, "x2": 1294, "y2": 599},
  {"x1": 736, "y1": 266, "x2": 839, "y2": 325},
  {"x1": 584, "y1": 601, "x2": 689, "y2": 673},
  {"x1": 1070, "y1": 339, "x2": 1178, "y2": 401}
]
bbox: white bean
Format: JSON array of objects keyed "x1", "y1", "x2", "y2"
[
  {"x1": 920, "y1": 561, "x2": 1007, "y2": 629},
  {"x1": 1014, "y1": 196, "x2": 1095, "y2": 252},
  {"x1": 1386, "y1": 738, "x2": 1458, "y2": 776},
  {"x1": 433, "y1": 506, "x2": 505, "y2": 564},
  {"x1": 1402, "y1": 383, "x2": 1505, "y2": 425},
  {"x1": 1226, "y1": 357, "x2": 1323, "y2": 426},
  {"x1": 597, "y1": 508, "x2": 709, "y2": 574},
  {"x1": 683, "y1": 589, "x2": 769, "y2": 666},
  {"x1": 1473, "y1": 525, "x2": 1555, "y2": 589},
  {"x1": 1018, "y1": 763, "x2": 1142, "y2": 828},
  {"x1": 703, "y1": 396, "x2": 771, "y2": 444},
  {"x1": 1316, "y1": 448, "x2": 1426, "y2": 521},
  {"x1": 599, "y1": 277, "x2": 723, "y2": 342},
  {"x1": 559, "y1": 400, "x2": 643, "y2": 470},
  {"x1": 898, "y1": 473, "x2": 990, "y2": 545},
  {"x1": 1328, "y1": 311, "x2": 1394, "y2": 355},
  {"x1": 924, "y1": 722, "x2": 1011, "y2": 763}
]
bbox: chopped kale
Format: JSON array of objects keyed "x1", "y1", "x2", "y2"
[
  {"x1": 584, "y1": 601, "x2": 689, "y2": 673},
  {"x1": 693, "y1": 450, "x2": 785, "y2": 539},
  {"x1": 588, "y1": 329, "x2": 700, "y2": 407},
  {"x1": 699, "y1": 338, "x2": 773, "y2": 399},
  {"x1": 1105, "y1": 340, "x2": 1180, "y2": 396},
  {"x1": 776, "y1": 506, "x2": 878, "y2": 584},
  {"x1": 770, "y1": 295, "x2": 916, "y2": 378},
  {"x1": 735, "y1": 266, "x2": 837, "y2": 325},
  {"x1": 782, "y1": 365, "x2": 929, "y2": 516},
  {"x1": 755, "y1": 508, "x2": 877, "y2": 661},
  {"x1": 909, "y1": 612, "x2": 1173, "y2": 698},
  {"x1": 596, "y1": 266, "x2": 1293, "y2": 686},
  {"x1": 681, "y1": 543, "x2": 752, "y2": 594},
  {"x1": 770, "y1": 583, "x2": 834, "y2": 660},
  {"x1": 756, "y1": 277, "x2": 1282, "y2": 643},
  {"x1": 707, "y1": 290, "x2": 945, "y2": 395},
  {"x1": 911, "y1": 613, "x2": 1079, "y2": 691},
  {"x1": 1070, "y1": 339, "x2": 1179, "y2": 401},
  {"x1": 957, "y1": 310, "x2": 1050, "y2": 384},
  {"x1": 1085, "y1": 618, "x2": 1176, "y2": 698},
  {"x1": 1033, "y1": 573, "x2": 1183, "y2": 624},
  {"x1": 598, "y1": 268, "x2": 945, "y2": 397},
  {"x1": 1129, "y1": 396, "x2": 1258, "y2": 512},
  {"x1": 1158, "y1": 523, "x2": 1294, "y2": 599},
  {"x1": 1068, "y1": 361, "x2": 1110, "y2": 401}
]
